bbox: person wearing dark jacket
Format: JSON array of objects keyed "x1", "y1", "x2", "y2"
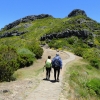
[{"x1": 52, "y1": 53, "x2": 62, "y2": 82}]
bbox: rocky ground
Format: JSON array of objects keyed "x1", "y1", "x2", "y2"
[{"x1": 0, "y1": 47, "x2": 77, "y2": 100}]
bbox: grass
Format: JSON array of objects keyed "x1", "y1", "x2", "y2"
[
  {"x1": 13, "y1": 64, "x2": 43, "y2": 80},
  {"x1": 62, "y1": 58, "x2": 100, "y2": 100}
]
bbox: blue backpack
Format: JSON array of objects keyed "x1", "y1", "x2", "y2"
[{"x1": 54, "y1": 58, "x2": 60, "y2": 68}]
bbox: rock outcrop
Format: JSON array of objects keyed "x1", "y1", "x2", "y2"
[
  {"x1": 40, "y1": 29, "x2": 94, "y2": 47},
  {"x1": 3, "y1": 14, "x2": 53, "y2": 30},
  {"x1": 40, "y1": 29, "x2": 92, "y2": 41},
  {"x1": 68, "y1": 9, "x2": 87, "y2": 17},
  {"x1": 0, "y1": 30, "x2": 27, "y2": 38}
]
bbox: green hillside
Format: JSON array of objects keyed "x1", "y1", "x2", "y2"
[
  {"x1": 0, "y1": 9, "x2": 100, "y2": 99},
  {"x1": 0, "y1": 9, "x2": 100, "y2": 84}
]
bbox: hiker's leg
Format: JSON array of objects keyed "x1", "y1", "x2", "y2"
[
  {"x1": 54, "y1": 68, "x2": 57, "y2": 81},
  {"x1": 46, "y1": 68, "x2": 48, "y2": 79},
  {"x1": 47, "y1": 68, "x2": 50, "y2": 79},
  {"x1": 48, "y1": 68, "x2": 51, "y2": 79},
  {"x1": 57, "y1": 68, "x2": 60, "y2": 81}
]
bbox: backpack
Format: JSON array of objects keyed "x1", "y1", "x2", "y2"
[
  {"x1": 44, "y1": 59, "x2": 51, "y2": 68},
  {"x1": 53, "y1": 58, "x2": 60, "y2": 68}
]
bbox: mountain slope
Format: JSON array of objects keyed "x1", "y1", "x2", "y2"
[
  {"x1": 0, "y1": 9, "x2": 100, "y2": 82},
  {"x1": 0, "y1": 9, "x2": 100, "y2": 47}
]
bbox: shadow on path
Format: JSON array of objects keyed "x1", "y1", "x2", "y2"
[{"x1": 43, "y1": 78, "x2": 59, "y2": 83}]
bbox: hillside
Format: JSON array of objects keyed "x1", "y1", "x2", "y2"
[
  {"x1": 0, "y1": 9, "x2": 100, "y2": 43},
  {"x1": 0, "y1": 9, "x2": 100, "y2": 79},
  {"x1": 0, "y1": 9, "x2": 100, "y2": 81},
  {"x1": 0, "y1": 9, "x2": 100, "y2": 99},
  {"x1": 0, "y1": 9, "x2": 100, "y2": 46}
]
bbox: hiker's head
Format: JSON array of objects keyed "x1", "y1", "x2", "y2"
[
  {"x1": 48, "y1": 56, "x2": 51, "y2": 59},
  {"x1": 56, "y1": 53, "x2": 59, "y2": 56}
]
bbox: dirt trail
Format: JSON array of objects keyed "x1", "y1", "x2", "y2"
[
  {"x1": 25, "y1": 48, "x2": 76, "y2": 100},
  {"x1": 0, "y1": 48, "x2": 77, "y2": 100}
]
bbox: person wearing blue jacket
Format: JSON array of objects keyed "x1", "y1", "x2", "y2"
[{"x1": 52, "y1": 53, "x2": 62, "y2": 82}]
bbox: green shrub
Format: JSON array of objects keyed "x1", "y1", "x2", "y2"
[
  {"x1": 48, "y1": 38, "x2": 72, "y2": 49},
  {"x1": 26, "y1": 41, "x2": 43, "y2": 59},
  {"x1": 86, "y1": 78, "x2": 100, "y2": 96},
  {"x1": 0, "y1": 46, "x2": 19, "y2": 82},
  {"x1": 90, "y1": 58, "x2": 100, "y2": 69},
  {"x1": 74, "y1": 47, "x2": 84, "y2": 57},
  {"x1": 70, "y1": 70, "x2": 79, "y2": 82},
  {"x1": 32, "y1": 46, "x2": 43, "y2": 59},
  {"x1": 28, "y1": 45, "x2": 43, "y2": 59},
  {"x1": 48, "y1": 39, "x2": 59, "y2": 49},
  {"x1": 83, "y1": 48, "x2": 100, "y2": 60},
  {"x1": 17, "y1": 48, "x2": 35, "y2": 67},
  {"x1": 86, "y1": 65, "x2": 92, "y2": 70},
  {"x1": 67, "y1": 36, "x2": 77, "y2": 44},
  {"x1": 82, "y1": 49, "x2": 94, "y2": 60}
]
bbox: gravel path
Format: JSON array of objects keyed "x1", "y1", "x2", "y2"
[
  {"x1": 0, "y1": 48, "x2": 76, "y2": 100},
  {"x1": 25, "y1": 49, "x2": 76, "y2": 100}
]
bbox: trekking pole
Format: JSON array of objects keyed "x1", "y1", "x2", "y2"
[{"x1": 43, "y1": 65, "x2": 45, "y2": 72}]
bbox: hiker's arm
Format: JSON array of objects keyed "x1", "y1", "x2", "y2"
[
  {"x1": 51, "y1": 59, "x2": 54, "y2": 68},
  {"x1": 60, "y1": 59, "x2": 62, "y2": 69},
  {"x1": 52, "y1": 58, "x2": 54, "y2": 62}
]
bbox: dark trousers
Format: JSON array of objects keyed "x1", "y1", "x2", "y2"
[
  {"x1": 46, "y1": 68, "x2": 51, "y2": 79},
  {"x1": 54, "y1": 67, "x2": 60, "y2": 81}
]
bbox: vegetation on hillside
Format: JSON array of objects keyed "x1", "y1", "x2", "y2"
[
  {"x1": 0, "y1": 36, "x2": 43, "y2": 81},
  {"x1": 0, "y1": 10, "x2": 100, "y2": 100},
  {"x1": 64, "y1": 59, "x2": 100, "y2": 100}
]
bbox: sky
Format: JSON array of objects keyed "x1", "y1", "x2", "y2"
[{"x1": 0, "y1": 0, "x2": 100, "y2": 29}]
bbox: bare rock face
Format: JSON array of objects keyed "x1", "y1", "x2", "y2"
[
  {"x1": 40, "y1": 29, "x2": 92, "y2": 41},
  {"x1": 68, "y1": 9, "x2": 87, "y2": 17},
  {"x1": 0, "y1": 30, "x2": 27, "y2": 38},
  {"x1": 4, "y1": 14, "x2": 53, "y2": 30}
]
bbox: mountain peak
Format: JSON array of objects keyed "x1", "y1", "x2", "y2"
[{"x1": 68, "y1": 9, "x2": 87, "y2": 17}]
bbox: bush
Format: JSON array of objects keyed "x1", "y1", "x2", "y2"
[
  {"x1": 67, "y1": 36, "x2": 77, "y2": 44},
  {"x1": 26, "y1": 41, "x2": 43, "y2": 59},
  {"x1": 70, "y1": 70, "x2": 79, "y2": 82},
  {"x1": 86, "y1": 78, "x2": 100, "y2": 96},
  {"x1": 32, "y1": 46, "x2": 43, "y2": 59},
  {"x1": 0, "y1": 46, "x2": 19, "y2": 82},
  {"x1": 74, "y1": 47, "x2": 84, "y2": 57},
  {"x1": 17, "y1": 48, "x2": 35, "y2": 67},
  {"x1": 90, "y1": 58, "x2": 100, "y2": 69},
  {"x1": 48, "y1": 39, "x2": 59, "y2": 49},
  {"x1": 82, "y1": 49, "x2": 94, "y2": 60},
  {"x1": 86, "y1": 65, "x2": 92, "y2": 70}
]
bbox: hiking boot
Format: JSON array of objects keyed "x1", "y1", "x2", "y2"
[
  {"x1": 48, "y1": 78, "x2": 50, "y2": 80},
  {"x1": 57, "y1": 79, "x2": 59, "y2": 82},
  {"x1": 54, "y1": 79, "x2": 56, "y2": 82},
  {"x1": 46, "y1": 78, "x2": 48, "y2": 80}
]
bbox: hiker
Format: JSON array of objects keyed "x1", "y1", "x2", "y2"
[
  {"x1": 44, "y1": 56, "x2": 52, "y2": 80},
  {"x1": 52, "y1": 53, "x2": 62, "y2": 82}
]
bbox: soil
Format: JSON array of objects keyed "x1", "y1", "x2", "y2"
[{"x1": 0, "y1": 47, "x2": 78, "y2": 100}]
